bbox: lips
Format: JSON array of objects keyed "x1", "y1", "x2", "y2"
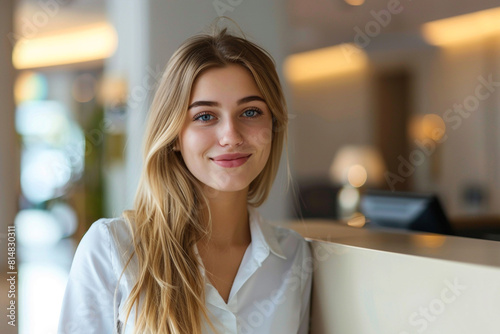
[
  {"x1": 210, "y1": 153, "x2": 252, "y2": 168},
  {"x1": 211, "y1": 153, "x2": 252, "y2": 161}
]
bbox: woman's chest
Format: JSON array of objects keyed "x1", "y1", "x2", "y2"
[{"x1": 198, "y1": 245, "x2": 249, "y2": 303}]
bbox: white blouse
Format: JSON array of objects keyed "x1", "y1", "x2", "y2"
[{"x1": 57, "y1": 206, "x2": 312, "y2": 334}]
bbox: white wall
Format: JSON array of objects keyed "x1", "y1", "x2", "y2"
[
  {"x1": 289, "y1": 70, "x2": 372, "y2": 179},
  {"x1": 432, "y1": 39, "x2": 500, "y2": 216}
]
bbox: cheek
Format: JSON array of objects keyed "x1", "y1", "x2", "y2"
[
  {"x1": 181, "y1": 128, "x2": 210, "y2": 152},
  {"x1": 247, "y1": 126, "x2": 273, "y2": 168},
  {"x1": 179, "y1": 130, "x2": 203, "y2": 167},
  {"x1": 252, "y1": 126, "x2": 273, "y2": 148}
]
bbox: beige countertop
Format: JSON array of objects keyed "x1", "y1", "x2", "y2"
[{"x1": 277, "y1": 219, "x2": 500, "y2": 269}]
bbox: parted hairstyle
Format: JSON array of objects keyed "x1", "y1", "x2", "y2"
[{"x1": 121, "y1": 25, "x2": 289, "y2": 333}]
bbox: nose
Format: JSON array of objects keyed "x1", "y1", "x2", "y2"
[{"x1": 218, "y1": 117, "x2": 243, "y2": 147}]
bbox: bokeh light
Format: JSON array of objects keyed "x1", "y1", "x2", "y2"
[
  {"x1": 50, "y1": 202, "x2": 78, "y2": 238},
  {"x1": 14, "y1": 71, "x2": 49, "y2": 105},
  {"x1": 21, "y1": 148, "x2": 72, "y2": 203},
  {"x1": 347, "y1": 212, "x2": 367, "y2": 228},
  {"x1": 19, "y1": 263, "x2": 69, "y2": 334},
  {"x1": 15, "y1": 209, "x2": 63, "y2": 246},
  {"x1": 16, "y1": 100, "x2": 66, "y2": 138},
  {"x1": 409, "y1": 114, "x2": 446, "y2": 142},
  {"x1": 344, "y1": 0, "x2": 365, "y2": 6},
  {"x1": 338, "y1": 186, "x2": 360, "y2": 210},
  {"x1": 347, "y1": 164, "x2": 368, "y2": 188}
]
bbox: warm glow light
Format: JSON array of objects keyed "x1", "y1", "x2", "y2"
[
  {"x1": 13, "y1": 22, "x2": 118, "y2": 69},
  {"x1": 14, "y1": 71, "x2": 48, "y2": 104},
  {"x1": 344, "y1": 0, "x2": 365, "y2": 6},
  {"x1": 411, "y1": 234, "x2": 446, "y2": 248},
  {"x1": 423, "y1": 114, "x2": 446, "y2": 141},
  {"x1": 347, "y1": 212, "x2": 366, "y2": 228},
  {"x1": 330, "y1": 145, "x2": 386, "y2": 187},
  {"x1": 98, "y1": 75, "x2": 128, "y2": 107},
  {"x1": 410, "y1": 114, "x2": 446, "y2": 141},
  {"x1": 422, "y1": 7, "x2": 500, "y2": 46},
  {"x1": 284, "y1": 43, "x2": 368, "y2": 83},
  {"x1": 347, "y1": 164, "x2": 368, "y2": 188}
]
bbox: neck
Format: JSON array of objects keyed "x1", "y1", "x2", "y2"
[{"x1": 199, "y1": 187, "x2": 251, "y2": 249}]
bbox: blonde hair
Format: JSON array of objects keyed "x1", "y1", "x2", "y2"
[{"x1": 121, "y1": 26, "x2": 289, "y2": 333}]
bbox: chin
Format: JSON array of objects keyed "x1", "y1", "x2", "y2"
[
  {"x1": 215, "y1": 184, "x2": 249, "y2": 193},
  {"x1": 202, "y1": 179, "x2": 251, "y2": 195}
]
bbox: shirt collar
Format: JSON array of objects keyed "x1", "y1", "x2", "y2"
[
  {"x1": 248, "y1": 206, "x2": 287, "y2": 262},
  {"x1": 193, "y1": 206, "x2": 288, "y2": 273}
]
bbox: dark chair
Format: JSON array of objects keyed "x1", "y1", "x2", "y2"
[{"x1": 293, "y1": 180, "x2": 340, "y2": 220}]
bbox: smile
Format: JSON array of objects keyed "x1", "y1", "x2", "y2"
[{"x1": 210, "y1": 154, "x2": 251, "y2": 168}]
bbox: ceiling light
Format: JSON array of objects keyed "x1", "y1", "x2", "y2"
[
  {"x1": 422, "y1": 7, "x2": 500, "y2": 46},
  {"x1": 13, "y1": 22, "x2": 117, "y2": 69}
]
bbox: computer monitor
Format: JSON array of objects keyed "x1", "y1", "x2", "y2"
[{"x1": 360, "y1": 190, "x2": 454, "y2": 235}]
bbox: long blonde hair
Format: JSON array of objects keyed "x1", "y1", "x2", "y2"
[{"x1": 121, "y1": 26, "x2": 289, "y2": 333}]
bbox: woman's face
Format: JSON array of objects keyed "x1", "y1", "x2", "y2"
[{"x1": 178, "y1": 64, "x2": 273, "y2": 195}]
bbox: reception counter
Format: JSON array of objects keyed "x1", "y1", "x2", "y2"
[{"x1": 282, "y1": 220, "x2": 500, "y2": 334}]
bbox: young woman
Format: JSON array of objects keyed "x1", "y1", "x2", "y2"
[{"x1": 58, "y1": 26, "x2": 312, "y2": 334}]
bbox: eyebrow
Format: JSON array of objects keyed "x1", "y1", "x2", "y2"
[{"x1": 188, "y1": 95, "x2": 266, "y2": 110}]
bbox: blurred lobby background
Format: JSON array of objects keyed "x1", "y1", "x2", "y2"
[{"x1": 1, "y1": 0, "x2": 500, "y2": 333}]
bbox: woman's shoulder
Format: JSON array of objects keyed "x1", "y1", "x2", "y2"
[
  {"x1": 73, "y1": 217, "x2": 135, "y2": 275},
  {"x1": 269, "y1": 222, "x2": 307, "y2": 244},
  {"x1": 95, "y1": 216, "x2": 134, "y2": 242},
  {"x1": 262, "y1": 221, "x2": 312, "y2": 270},
  {"x1": 81, "y1": 217, "x2": 133, "y2": 248},
  {"x1": 250, "y1": 207, "x2": 311, "y2": 261}
]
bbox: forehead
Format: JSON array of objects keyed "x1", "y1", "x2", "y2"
[{"x1": 189, "y1": 64, "x2": 262, "y2": 101}]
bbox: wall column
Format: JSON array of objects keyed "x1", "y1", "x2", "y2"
[
  {"x1": 0, "y1": 0, "x2": 19, "y2": 270},
  {"x1": 0, "y1": 1, "x2": 20, "y2": 333}
]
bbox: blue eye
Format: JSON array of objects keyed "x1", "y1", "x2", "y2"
[
  {"x1": 194, "y1": 113, "x2": 215, "y2": 122},
  {"x1": 243, "y1": 109, "x2": 263, "y2": 118},
  {"x1": 193, "y1": 108, "x2": 263, "y2": 123}
]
